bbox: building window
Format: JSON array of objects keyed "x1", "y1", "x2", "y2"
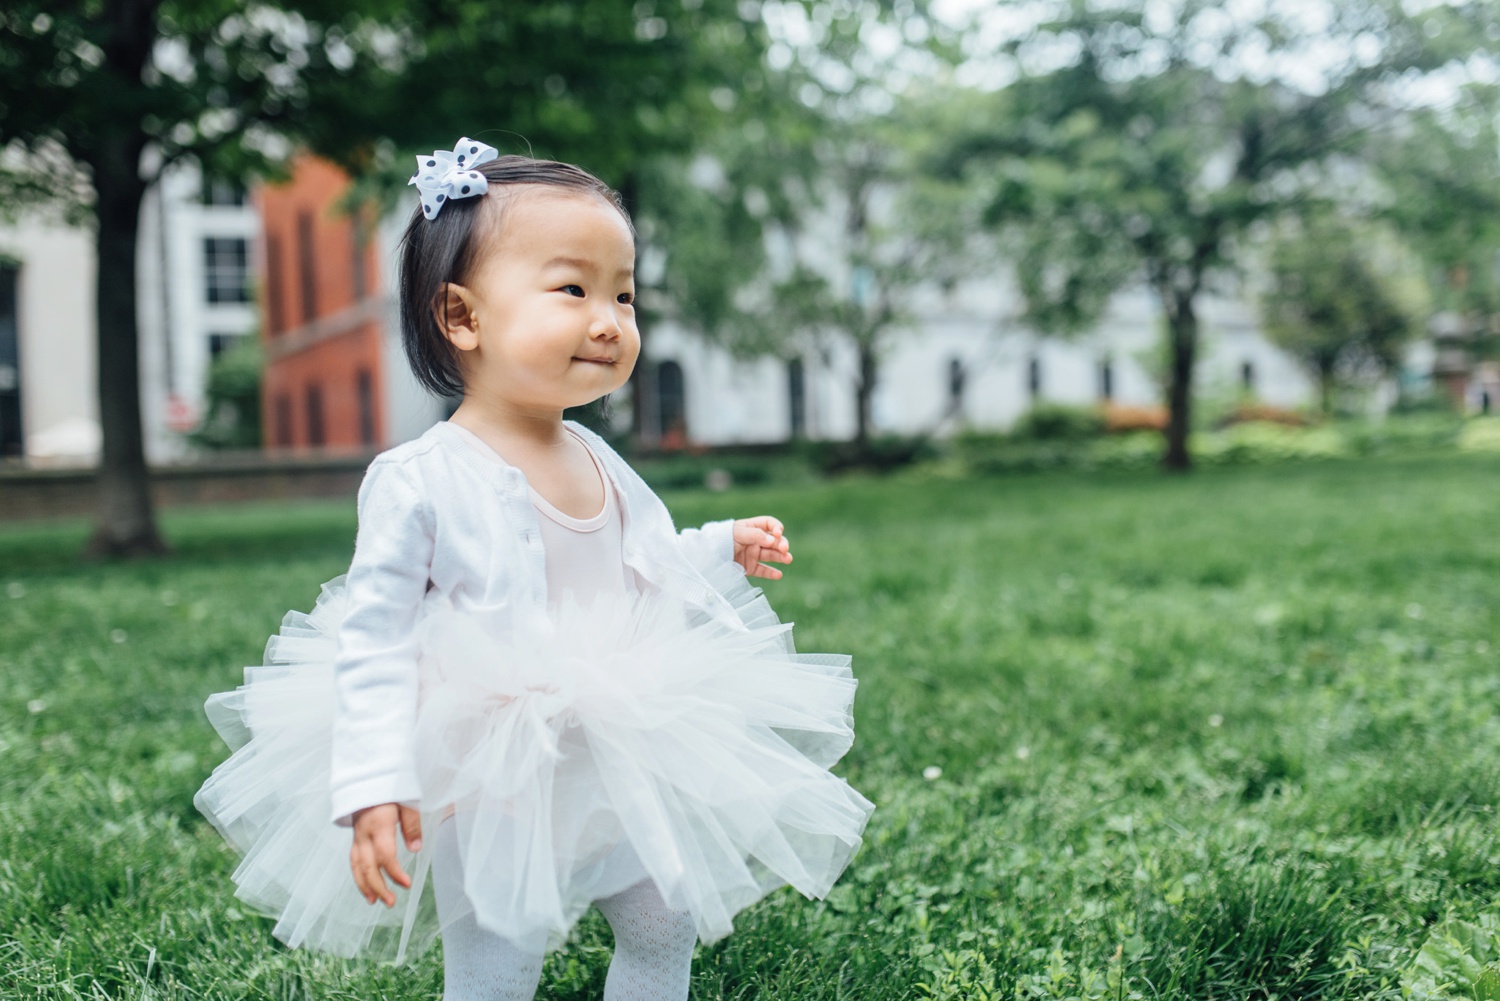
[
  {"x1": 1241, "y1": 360, "x2": 1255, "y2": 393},
  {"x1": 1027, "y1": 355, "x2": 1042, "y2": 398},
  {"x1": 274, "y1": 393, "x2": 293, "y2": 448},
  {"x1": 656, "y1": 360, "x2": 686, "y2": 442},
  {"x1": 265, "y1": 234, "x2": 285, "y2": 336},
  {"x1": 356, "y1": 369, "x2": 376, "y2": 446},
  {"x1": 305, "y1": 382, "x2": 325, "y2": 447},
  {"x1": 0, "y1": 262, "x2": 20, "y2": 457},
  {"x1": 948, "y1": 357, "x2": 966, "y2": 414},
  {"x1": 207, "y1": 332, "x2": 243, "y2": 359},
  {"x1": 351, "y1": 216, "x2": 369, "y2": 302},
  {"x1": 202, "y1": 177, "x2": 246, "y2": 206},
  {"x1": 787, "y1": 357, "x2": 806, "y2": 437},
  {"x1": 203, "y1": 237, "x2": 250, "y2": 304},
  {"x1": 1099, "y1": 358, "x2": 1114, "y2": 400},
  {"x1": 297, "y1": 210, "x2": 317, "y2": 324}
]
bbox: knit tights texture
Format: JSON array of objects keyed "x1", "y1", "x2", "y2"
[{"x1": 431, "y1": 819, "x2": 699, "y2": 1000}]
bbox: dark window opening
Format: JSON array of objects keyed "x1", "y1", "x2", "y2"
[
  {"x1": 1027, "y1": 356, "x2": 1042, "y2": 398},
  {"x1": 351, "y1": 216, "x2": 369, "y2": 302},
  {"x1": 948, "y1": 357, "x2": 966, "y2": 413},
  {"x1": 1241, "y1": 361, "x2": 1255, "y2": 393},
  {"x1": 274, "y1": 393, "x2": 293, "y2": 448},
  {"x1": 787, "y1": 357, "x2": 806, "y2": 437},
  {"x1": 208, "y1": 332, "x2": 242, "y2": 359},
  {"x1": 305, "y1": 382, "x2": 325, "y2": 447},
  {"x1": 356, "y1": 369, "x2": 376, "y2": 446},
  {"x1": 203, "y1": 237, "x2": 250, "y2": 304},
  {"x1": 265, "y1": 234, "x2": 285, "y2": 335},
  {"x1": 297, "y1": 211, "x2": 317, "y2": 324},
  {"x1": 1099, "y1": 358, "x2": 1114, "y2": 400},
  {"x1": 0, "y1": 263, "x2": 21, "y2": 456},
  {"x1": 656, "y1": 360, "x2": 686, "y2": 442}
]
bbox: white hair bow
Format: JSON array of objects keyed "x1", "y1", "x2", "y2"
[{"x1": 408, "y1": 137, "x2": 500, "y2": 220}]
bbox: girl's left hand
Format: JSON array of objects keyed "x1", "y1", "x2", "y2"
[{"x1": 733, "y1": 516, "x2": 793, "y2": 579}]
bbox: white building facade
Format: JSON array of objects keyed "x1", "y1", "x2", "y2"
[
  {"x1": 1, "y1": 161, "x2": 259, "y2": 465},
  {"x1": 5, "y1": 167, "x2": 1327, "y2": 465},
  {"x1": 638, "y1": 281, "x2": 1313, "y2": 447}
]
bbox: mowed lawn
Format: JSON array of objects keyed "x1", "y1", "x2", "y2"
[{"x1": 2, "y1": 454, "x2": 1498, "y2": 1000}]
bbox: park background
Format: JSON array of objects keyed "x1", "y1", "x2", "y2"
[{"x1": 3, "y1": 0, "x2": 1500, "y2": 998}]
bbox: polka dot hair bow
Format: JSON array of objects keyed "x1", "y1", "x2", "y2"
[{"x1": 408, "y1": 137, "x2": 500, "y2": 220}]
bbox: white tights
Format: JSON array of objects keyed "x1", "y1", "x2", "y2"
[{"x1": 431, "y1": 820, "x2": 698, "y2": 1001}]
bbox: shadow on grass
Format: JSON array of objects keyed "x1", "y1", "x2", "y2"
[{"x1": 0, "y1": 500, "x2": 357, "y2": 578}]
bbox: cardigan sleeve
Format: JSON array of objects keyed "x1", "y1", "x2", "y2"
[
  {"x1": 329, "y1": 458, "x2": 435, "y2": 827},
  {"x1": 677, "y1": 519, "x2": 735, "y2": 576}
]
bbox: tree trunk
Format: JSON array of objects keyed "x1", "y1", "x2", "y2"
[
  {"x1": 1162, "y1": 290, "x2": 1198, "y2": 472},
  {"x1": 1318, "y1": 367, "x2": 1336, "y2": 415},
  {"x1": 86, "y1": 145, "x2": 167, "y2": 557},
  {"x1": 853, "y1": 340, "x2": 876, "y2": 451},
  {"x1": 79, "y1": 0, "x2": 166, "y2": 557}
]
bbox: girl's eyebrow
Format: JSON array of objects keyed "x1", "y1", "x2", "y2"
[{"x1": 543, "y1": 255, "x2": 633, "y2": 278}]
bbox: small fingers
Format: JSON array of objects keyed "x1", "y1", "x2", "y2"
[
  {"x1": 737, "y1": 517, "x2": 786, "y2": 544},
  {"x1": 377, "y1": 840, "x2": 412, "y2": 898},
  {"x1": 399, "y1": 805, "x2": 424, "y2": 853},
  {"x1": 350, "y1": 845, "x2": 386, "y2": 905}
]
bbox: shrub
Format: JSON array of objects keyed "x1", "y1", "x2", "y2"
[
  {"x1": 1342, "y1": 413, "x2": 1464, "y2": 455},
  {"x1": 1219, "y1": 402, "x2": 1311, "y2": 428},
  {"x1": 801, "y1": 434, "x2": 935, "y2": 474},
  {"x1": 1012, "y1": 403, "x2": 1107, "y2": 441},
  {"x1": 634, "y1": 453, "x2": 777, "y2": 491},
  {"x1": 190, "y1": 337, "x2": 262, "y2": 450},
  {"x1": 1196, "y1": 422, "x2": 1347, "y2": 465},
  {"x1": 1102, "y1": 402, "x2": 1169, "y2": 433},
  {"x1": 1390, "y1": 390, "x2": 1461, "y2": 416}
]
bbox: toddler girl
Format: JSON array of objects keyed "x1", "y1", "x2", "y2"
[{"x1": 195, "y1": 138, "x2": 874, "y2": 1000}]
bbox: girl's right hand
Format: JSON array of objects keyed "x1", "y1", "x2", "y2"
[{"x1": 350, "y1": 802, "x2": 424, "y2": 907}]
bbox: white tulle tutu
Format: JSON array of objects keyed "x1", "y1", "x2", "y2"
[{"x1": 194, "y1": 563, "x2": 874, "y2": 963}]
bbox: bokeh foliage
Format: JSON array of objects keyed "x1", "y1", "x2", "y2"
[{"x1": 930, "y1": 0, "x2": 1500, "y2": 468}]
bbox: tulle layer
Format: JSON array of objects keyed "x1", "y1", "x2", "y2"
[{"x1": 194, "y1": 565, "x2": 874, "y2": 962}]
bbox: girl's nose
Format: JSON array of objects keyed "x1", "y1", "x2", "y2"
[{"x1": 591, "y1": 306, "x2": 623, "y2": 339}]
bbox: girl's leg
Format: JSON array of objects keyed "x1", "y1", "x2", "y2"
[
  {"x1": 594, "y1": 877, "x2": 699, "y2": 1001},
  {"x1": 431, "y1": 818, "x2": 546, "y2": 1001}
]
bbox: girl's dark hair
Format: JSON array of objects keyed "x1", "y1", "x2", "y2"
[{"x1": 397, "y1": 154, "x2": 632, "y2": 398}]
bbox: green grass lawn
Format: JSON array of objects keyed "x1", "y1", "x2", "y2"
[{"x1": 2, "y1": 455, "x2": 1498, "y2": 1000}]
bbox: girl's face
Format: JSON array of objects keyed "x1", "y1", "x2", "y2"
[{"x1": 441, "y1": 189, "x2": 639, "y2": 415}]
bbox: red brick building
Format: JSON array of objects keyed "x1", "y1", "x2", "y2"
[{"x1": 258, "y1": 156, "x2": 387, "y2": 451}]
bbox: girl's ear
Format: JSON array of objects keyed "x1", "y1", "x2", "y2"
[{"x1": 434, "y1": 282, "x2": 481, "y2": 352}]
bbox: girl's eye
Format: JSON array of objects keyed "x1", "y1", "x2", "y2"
[
  {"x1": 617, "y1": 292, "x2": 635, "y2": 305},
  {"x1": 560, "y1": 284, "x2": 585, "y2": 298}
]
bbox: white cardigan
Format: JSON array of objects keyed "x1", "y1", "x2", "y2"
[{"x1": 328, "y1": 419, "x2": 737, "y2": 825}]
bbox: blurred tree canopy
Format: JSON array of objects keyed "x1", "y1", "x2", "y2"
[
  {"x1": 1259, "y1": 215, "x2": 1428, "y2": 414},
  {"x1": 1377, "y1": 81, "x2": 1500, "y2": 358},
  {"x1": 933, "y1": 0, "x2": 1498, "y2": 469},
  {"x1": 641, "y1": 0, "x2": 974, "y2": 453},
  {"x1": 0, "y1": 0, "x2": 790, "y2": 556},
  {"x1": 758, "y1": 114, "x2": 979, "y2": 449}
]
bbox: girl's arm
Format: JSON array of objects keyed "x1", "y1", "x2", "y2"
[
  {"x1": 329, "y1": 458, "x2": 436, "y2": 828},
  {"x1": 676, "y1": 519, "x2": 735, "y2": 573}
]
